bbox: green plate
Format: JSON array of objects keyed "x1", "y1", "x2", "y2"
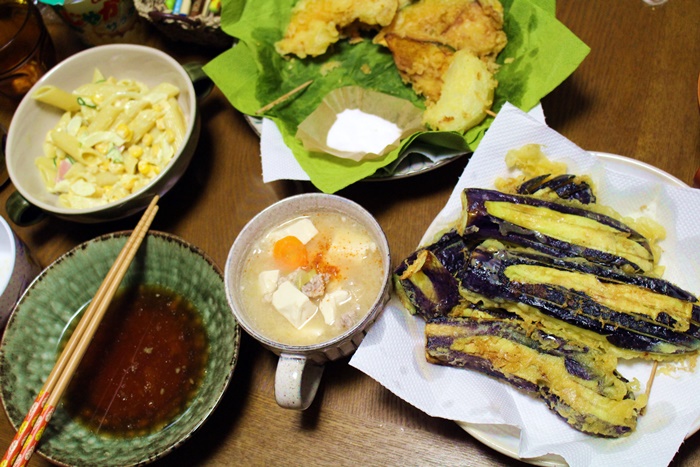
[{"x1": 0, "y1": 232, "x2": 240, "y2": 466}]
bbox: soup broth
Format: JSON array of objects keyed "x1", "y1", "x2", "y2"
[
  {"x1": 63, "y1": 284, "x2": 208, "y2": 437},
  {"x1": 239, "y1": 211, "x2": 384, "y2": 346}
]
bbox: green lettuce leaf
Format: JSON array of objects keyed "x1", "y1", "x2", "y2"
[{"x1": 204, "y1": 0, "x2": 588, "y2": 193}]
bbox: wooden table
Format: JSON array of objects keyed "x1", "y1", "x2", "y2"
[{"x1": 1, "y1": 1, "x2": 699, "y2": 465}]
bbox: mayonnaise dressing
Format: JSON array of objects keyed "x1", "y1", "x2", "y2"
[{"x1": 326, "y1": 109, "x2": 401, "y2": 154}]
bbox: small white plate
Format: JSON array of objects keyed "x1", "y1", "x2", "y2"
[{"x1": 456, "y1": 151, "x2": 692, "y2": 467}]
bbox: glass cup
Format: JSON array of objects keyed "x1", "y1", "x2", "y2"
[
  {"x1": 0, "y1": 0, "x2": 56, "y2": 99},
  {"x1": 224, "y1": 194, "x2": 392, "y2": 410}
]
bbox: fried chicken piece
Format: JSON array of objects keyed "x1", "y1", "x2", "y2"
[{"x1": 275, "y1": 0, "x2": 400, "y2": 59}]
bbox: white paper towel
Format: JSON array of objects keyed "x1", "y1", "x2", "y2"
[
  {"x1": 261, "y1": 117, "x2": 310, "y2": 182},
  {"x1": 350, "y1": 103, "x2": 700, "y2": 467}
]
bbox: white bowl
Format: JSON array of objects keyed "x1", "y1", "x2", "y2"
[
  {"x1": 0, "y1": 217, "x2": 40, "y2": 327},
  {"x1": 5, "y1": 44, "x2": 202, "y2": 224}
]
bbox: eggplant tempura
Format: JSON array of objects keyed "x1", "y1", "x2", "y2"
[{"x1": 394, "y1": 145, "x2": 699, "y2": 437}]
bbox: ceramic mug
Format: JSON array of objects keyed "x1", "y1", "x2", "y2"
[
  {"x1": 0, "y1": 216, "x2": 41, "y2": 328},
  {"x1": 51, "y1": 0, "x2": 146, "y2": 46},
  {"x1": 224, "y1": 194, "x2": 392, "y2": 410}
]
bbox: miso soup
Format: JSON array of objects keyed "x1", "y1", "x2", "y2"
[{"x1": 239, "y1": 211, "x2": 384, "y2": 346}]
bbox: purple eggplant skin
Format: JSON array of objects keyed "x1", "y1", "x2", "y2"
[
  {"x1": 538, "y1": 389, "x2": 633, "y2": 438},
  {"x1": 463, "y1": 188, "x2": 645, "y2": 243},
  {"x1": 517, "y1": 174, "x2": 551, "y2": 194},
  {"x1": 393, "y1": 230, "x2": 492, "y2": 319},
  {"x1": 427, "y1": 316, "x2": 595, "y2": 364},
  {"x1": 471, "y1": 225, "x2": 648, "y2": 273},
  {"x1": 479, "y1": 246, "x2": 700, "y2": 334},
  {"x1": 462, "y1": 188, "x2": 652, "y2": 270},
  {"x1": 492, "y1": 248, "x2": 698, "y2": 304},
  {"x1": 517, "y1": 174, "x2": 597, "y2": 204},
  {"x1": 425, "y1": 230, "x2": 472, "y2": 276},
  {"x1": 393, "y1": 231, "x2": 466, "y2": 319},
  {"x1": 462, "y1": 247, "x2": 700, "y2": 354},
  {"x1": 425, "y1": 316, "x2": 638, "y2": 437},
  {"x1": 426, "y1": 320, "x2": 539, "y2": 395}
]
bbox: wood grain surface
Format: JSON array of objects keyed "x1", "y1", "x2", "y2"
[{"x1": 1, "y1": 1, "x2": 698, "y2": 465}]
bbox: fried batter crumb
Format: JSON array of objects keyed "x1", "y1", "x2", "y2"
[{"x1": 275, "y1": 0, "x2": 399, "y2": 58}]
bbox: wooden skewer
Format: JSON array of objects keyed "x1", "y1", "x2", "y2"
[
  {"x1": 255, "y1": 80, "x2": 313, "y2": 115},
  {"x1": 485, "y1": 109, "x2": 497, "y2": 118},
  {"x1": 640, "y1": 360, "x2": 659, "y2": 416},
  {"x1": 1, "y1": 196, "x2": 160, "y2": 467}
]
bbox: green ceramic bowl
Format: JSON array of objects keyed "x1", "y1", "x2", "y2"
[{"x1": 0, "y1": 231, "x2": 240, "y2": 466}]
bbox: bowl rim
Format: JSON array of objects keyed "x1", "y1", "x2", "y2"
[
  {"x1": 224, "y1": 193, "x2": 392, "y2": 353},
  {"x1": 6, "y1": 44, "x2": 198, "y2": 217},
  {"x1": 0, "y1": 217, "x2": 16, "y2": 294},
  {"x1": 0, "y1": 230, "x2": 240, "y2": 467}
]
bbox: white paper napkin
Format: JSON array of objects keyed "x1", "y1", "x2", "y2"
[
  {"x1": 261, "y1": 118, "x2": 310, "y2": 182},
  {"x1": 350, "y1": 103, "x2": 700, "y2": 467}
]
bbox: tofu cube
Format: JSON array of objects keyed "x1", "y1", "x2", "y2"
[
  {"x1": 269, "y1": 218, "x2": 318, "y2": 245},
  {"x1": 325, "y1": 229, "x2": 377, "y2": 265},
  {"x1": 319, "y1": 289, "x2": 350, "y2": 325},
  {"x1": 271, "y1": 281, "x2": 318, "y2": 329},
  {"x1": 258, "y1": 270, "x2": 280, "y2": 301}
]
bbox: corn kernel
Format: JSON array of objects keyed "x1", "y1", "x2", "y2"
[
  {"x1": 165, "y1": 129, "x2": 175, "y2": 144},
  {"x1": 156, "y1": 118, "x2": 165, "y2": 131},
  {"x1": 128, "y1": 145, "x2": 144, "y2": 158},
  {"x1": 137, "y1": 160, "x2": 154, "y2": 176},
  {"x1": 95, "y1": 142, "x2": 109, "y2": 154},
  {"x1": 115, "y1": 123, "x2": 132, "y2": 142},
  {"x1": 141, "y1": 133, "x2": 153, "y2": 146}
]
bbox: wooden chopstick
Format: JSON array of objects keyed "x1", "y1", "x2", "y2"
[{"x1": 1, "y1": 195, "x2": 160, "y2": 467}]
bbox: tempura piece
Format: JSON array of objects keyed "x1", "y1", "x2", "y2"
[
  {"x1": 376, "y1": 0, "x2": 507, "y2": 113},
  {"x1": 275, "y1": 0, "x2": 400, "y2": 58},
  {"x1": 376, "y1": 0, "x2": 507, "y2": 63},
  {"x1": 422, "y1": 50, "x2": 496, "y2": 131},
  {"x1": 382, "y1": 35, "x2": 454, "y2": 102}
]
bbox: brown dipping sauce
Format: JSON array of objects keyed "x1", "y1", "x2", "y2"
[{"x1": 63, "y1": 284, "x2": 209, "y2": 437}]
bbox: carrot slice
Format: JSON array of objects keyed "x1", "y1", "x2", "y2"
[{"x1": 273, "y1": 236, "x2": 308, "y2": 271}]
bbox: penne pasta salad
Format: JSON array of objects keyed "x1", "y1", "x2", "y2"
[{"x1": 32, "y1": 69, "x2": 187, "y2": 209}]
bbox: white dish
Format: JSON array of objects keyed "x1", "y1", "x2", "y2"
[
  {"x1": 0, "y1": 217, "x2": 40, "y2": 328},
  {"x1": 6, "y1": 44, "x2": 201, "y2": 224},
  {"x1": 456, "y1": 151, "x2": 691, "y2": 467}
]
